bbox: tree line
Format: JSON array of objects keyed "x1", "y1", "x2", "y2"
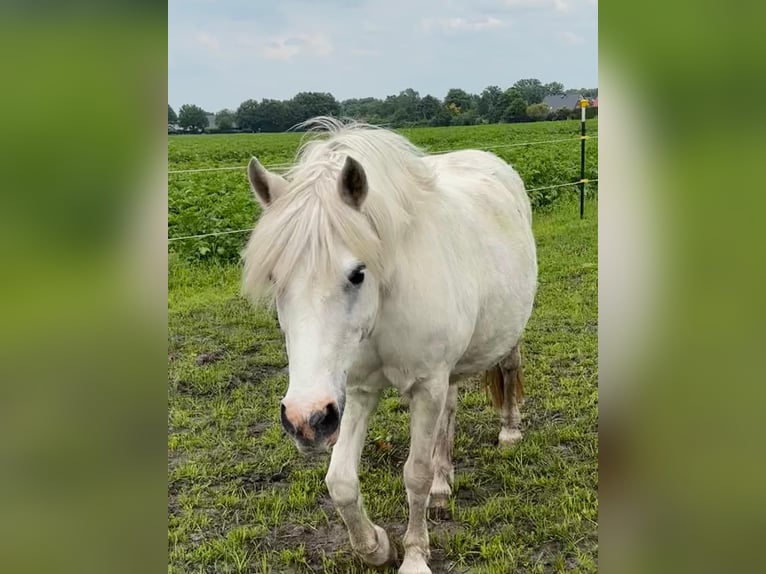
[{"x1": 169, "y1": 79, "x2": 597, "y2": 133}]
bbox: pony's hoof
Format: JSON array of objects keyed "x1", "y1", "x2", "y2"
[
  {"x1": 498, "y1": 428, "x2": 523, "y2": 448},
  {"x1": 362, "y1": 525, "x2": 398, "y2": 569},
  {"x1": 427, "y1": 492, "x2": 450, "y2": 509},
  {"x1": 428, "y1": 477, "x2": 451, "y2": 510},
  {"x1": 398, "y1": 553, "x2": 432, "y2": 574}
]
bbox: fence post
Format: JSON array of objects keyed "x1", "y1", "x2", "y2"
[{"x1": 579, "y1": 98, "x2": 588, "y2": 219}]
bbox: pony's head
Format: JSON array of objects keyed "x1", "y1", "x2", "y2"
[
  {"x1": 242, "y1": 154, "x2": 382, "y2": 454},
  {"x1": 242, "y1": 119, "x2": 433, "y2": 454}
]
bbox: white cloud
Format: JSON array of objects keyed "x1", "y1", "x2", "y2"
[
  {"x1": 261, "y1": 39, "x2": 301, "y2": 61},
  {"x1": 259, "y1": 33, "x2": 333, "y2": 61},
  {"x1": 362, "y1": 21, "x2": 382, "y2": 32},
  {"x1": 350, "y1": 47, "x2": 383, "y2": 57},
  {"x1": 502, "y1": 0, "x2": 571, "y2": 13},
  {"x1": 195, "y1": 31, "x2": 221, "y2": 54},
  {"x1": 169, "y1": 0, "x2": 597, "y2": 111},
  {"x1": 561, "y1": 31, "x2": 585, "y2": 45},
  {"x1": 423, "y1": 16, "x2": 507, "y2": 32}
]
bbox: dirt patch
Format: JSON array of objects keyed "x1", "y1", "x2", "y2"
[
  {"x1": 287, "y1": 521, "x2": 347, "y2": 550},
  {"x1": 196, "y1": 350, "x2": 225, "y2": 366},
  {"x1": 168, "y1": 493, "x2": 180, "y2": 517},
  {"x1": 248, "y1": 421, "x2": 272, "y2": 436},
  {"x1": 240, "y1": 363, "x2": 284, "y2": 383},
  {"x1": 263, "y1": 506, "x2": 470, "y2": 573},
  {"x1": 226, "y1": 363, "x2": 286, "y2": 391},
  {"x1": 176, "y1": 363, "x2": 284, "y2": 397},
  {"x1": 548, "y1": 351, "x2": 595, "y2": 381},
  {"x1": 429, "y1": 518, "x2": 464, "y2": 541},
  {"x1": 243, "y1": 340, "x2": 285, "y2": 355},
  {"x1": 174, "y1": 380, "x2": 217, "y2": 396},
  {"x1": 168, "y1": 478, "x2": 188, "y2": 498},
  {"x1": 244, "y1": 343, "x2": 262, "y2": 356},
  {"x1": 238, "y1": 463, "x2": 291, "y2": 491},
  {"x1": 530, "y1": 540, "x2": 586, "y2": 573}
]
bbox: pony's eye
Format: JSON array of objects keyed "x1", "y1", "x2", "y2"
[{"x1": 348, "y1": 265, "x2": 365, "y2": 286}]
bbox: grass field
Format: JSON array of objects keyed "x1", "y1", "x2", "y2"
[
  {"x1": 168, "y1": 121, "x2": 598, "y2": 573},
  {"x1": 168, "y1": 120, "x2": 597, "y2": 263}
]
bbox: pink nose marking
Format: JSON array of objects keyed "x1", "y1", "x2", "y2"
[{"x1": 280, "y1": 397, "x2": 338, "y2": 442}]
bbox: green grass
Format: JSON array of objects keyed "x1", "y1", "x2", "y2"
[
  {"x1": 168, "y1": 196, "x2": 598, "y2": 573},
  {"x1": 168, "y1": 121, "x2": 598, "y2": 263}
]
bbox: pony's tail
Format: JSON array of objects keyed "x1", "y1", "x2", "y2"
[{"x1": 482, "y1": 361, "x2": 524, "y2": 410}]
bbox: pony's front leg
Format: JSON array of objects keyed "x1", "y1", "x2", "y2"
[
  {"x1": 400, "y1": 373, "x2": 449, "y2": 574},
  {"x1": 325, "y1": 384, "x2": 396, "y2": 568}
]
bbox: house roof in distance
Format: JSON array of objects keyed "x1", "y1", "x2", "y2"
[{"x1": 541, "y1": 93, "x2": 586, "y2": 110}]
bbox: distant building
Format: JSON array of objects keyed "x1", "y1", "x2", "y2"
[
  {"x1": 206, "y1": 113, "x2": 216, "y2": 129},
  {"x1": 541, "y1": 94, "x2": 586, "y2": 110}
]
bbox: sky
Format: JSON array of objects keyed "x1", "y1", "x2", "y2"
[{"x1": 168, "y1": 0, "x2": 598, "y2": 113}]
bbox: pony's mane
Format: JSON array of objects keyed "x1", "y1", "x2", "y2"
[{"x1": 242, "y1": 117, "x2": 435, "y2": 302}]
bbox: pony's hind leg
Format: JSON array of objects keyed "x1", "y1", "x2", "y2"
[
  {"x1": 494, "y1": 344, "x2": 525, "y2": 447},
  {"x1": 429, "y1": 384, "x2": 457, "y2": 509}
]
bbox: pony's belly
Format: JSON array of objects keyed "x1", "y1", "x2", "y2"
[
  {"x1": 453, "y1": 293, "x2": 534, "y2": 377},
  {"x1": 453, "y1": 334, "x2": 516, "y2": 377}
]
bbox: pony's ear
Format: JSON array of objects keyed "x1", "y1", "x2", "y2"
[
  {"x1": 338, "y1": 156, "x2": 368, "y2": 209},
  {"x1": 248, "y1": 157, "x2": 287, "y2": 207}
]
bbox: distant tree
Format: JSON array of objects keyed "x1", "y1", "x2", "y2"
[
  {"x1": 544, "y1": 82, "x2": 565, "y2": 96},
  {"x1": 429, "y1": 106, "x2": 452, "y2": 127},
  {"x1": 341, "y1": 97, "x2": 383, "y2": 120},
  {"x1": 502, "y1": 97, "x2": 528, "y2": 122},
  {"x1": 526, "y1": 103, "x2": 552, "y2": 121},
  {"x1": 512, "y1": 78, "x2": 546, "y2": 104},
  {"x1": 288, "y1": 92, "x2": 340, "y2": 125},
  {"x1": 235, "y1": 99, "x2": 293, "y2": 132},
  {"x1": 417, "y1": 95, "x2": 441, "y2": 121},
  {"x1": 235, "y1": 99, "x2": 260, "y2": 132},
  {"x1": 395, "y1": 88, "x2": 421, "y2": 124},
  {"x1": 496, "y1": 88, "x2": 522, "y2": 118},
  {"x1": 452, "y1": 108, "x2": 479, "y2": 126},
  {"x1": 215, "y1": 109, "x2": 235, "y2": 131},
  {"x1": 414, "y1": 95, "x2": 451, "y2": 126},
  {"x1": 478, "y1": 85, "x2": 505, "y2": 123},
  {"x1": 257, "y1": 99, "x2": 292, "y2": 132},
  {"x1": 168, "y1": 105, "x2": 177, "y2": 124},
  {"x1": 178, "y1": 104, "x2": 208, "y2": 132},
  {"x1": 376, "y1": 94, "x2": 397, "y2": 121},
  {"x1": 445, "y1": 88, "x2": 473, "y2": 114},
  {"x1": 222, "y1": 82, "x2": 592, "y2": 134},
  {"x1": 565, "y1": 87, "x2": 598, "y2": 97},
  {"x1": 379, "y1": 89, "x2": 422, "y2": 126}
]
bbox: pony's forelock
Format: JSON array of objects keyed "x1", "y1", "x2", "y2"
[{"x1": 241, "y1": 117, "x2": 434, "y2": 302}]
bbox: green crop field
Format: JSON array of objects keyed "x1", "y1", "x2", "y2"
[
  {"x1": 168, "y1": 120, "x2": 598, "y2": 573},
  {"x1": 169, "y1": 120, "x2": 597, "y2": 262}
]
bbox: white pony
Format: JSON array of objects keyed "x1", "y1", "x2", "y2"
[{"x1": 242, "y1": 118, "x2": 537, "y2": 574}]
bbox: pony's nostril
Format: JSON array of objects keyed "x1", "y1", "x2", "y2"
[
  {"x1": 280, "y1": 402, "x2": 296, "y2": 436},
  {"x1": 312, "y1": 402, "x2": 340, "y2": 437}
]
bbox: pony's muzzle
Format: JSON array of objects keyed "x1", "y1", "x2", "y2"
[{"x1": 280, "y1": 399, "x2": 341, "y2": 448}]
